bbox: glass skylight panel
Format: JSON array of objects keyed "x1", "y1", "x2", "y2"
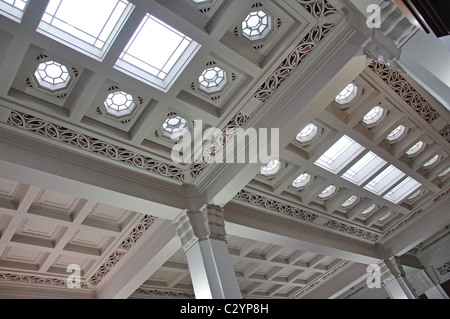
[
  {"x1": 0, "y1": 0, "x2": 28, "y2": 22},
  {"x1": 242, "y1": 10, "x2": 271, "y2": 40},
  {"x1": 341, "y1": 195, "x2": 358, "y2": 208},
  {"x1": 386, "y1": 125, "x2": 406, "y2": 142},
  {"x1": 38, "y1": 0, "x2": 134, "y2": 60},
  {"x1": 335, "y1": 83, "x2": 358, "y2": 105},
  {"x1": 318, "y1": 185, "x2": 337, "y2": 199},
  {"x1": 296, "y1": 124, "x2": 318, "y2": 143},
  {"x1": 292, "y1": 173, "x2": 311, "y2": 188},
  {"x1": 115, "y1": 13, "x2": 200, "y2": 92},
  {"x1": 341, "y1": 152, "x2": 387, "y2": 186},
  {"x1": 162, "y1": 116, "x2": 188, "y2": 139},
  {"x1": 383, "y1": 177, "x2": 422, "y2": 204},
  {"x1": 407, "y1": 189, "x2": 422, "y2": 201},
  {"x1": 438, "y1": 167, "x2": 450, "y2": 178},
  {"x1": 361, "y1": 204, "x2": 376, "y2": 216},
  {"x1": 423, "y1": 154, "x2": 440, "y2": 168},
  {"x1": 314, "y1": 135, "x2": 365, "y2": 174},
  {"x1": 378, "y1": 211, "x2": 392, "y2": 223},
  {"x1": 260, "y1": 159, "x2": 281, "y2": 176},
  {"x1": 364, "y1": 165, "x2": 406, "y2": 196},
  {"x1": 406, "y1": 141, "x2": 425, "y2": 156},
  {"x1": 363, "y1": 106, "x2": 384, "y2": 125}
]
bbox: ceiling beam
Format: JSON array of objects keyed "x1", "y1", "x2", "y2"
[{"x1": 224, "y1": 201, "x2": 381, "y2": 265}]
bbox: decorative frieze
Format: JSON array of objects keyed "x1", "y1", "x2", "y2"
[
  {"x1": 368, "y1": 60, "x2": 449, "y2": 143},
  {"x1": 174, "y1": 205, "x2": 227, "y2": 252},
  {"x1": 234, "y1": 189, "x2": 380, "y2": 242}
]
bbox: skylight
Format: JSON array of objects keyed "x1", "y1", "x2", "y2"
[
  {"x1": 341, "y1": 152, "x2": 387, "y2": 186},
  {"x1": 34, "y1": 60, "x2": 71, "y2": 91},
  {"x1": 260, "y1": 159, "x2": 281, "y2": 176},
  {"x1": 0, "y1": 0, "x2": 28, "y2": 22},
  {"x1": 364, "y1": 165, "x2": 406, "y2": 196},
  {"x1": 423, "y1": 154, "x2": 440, "y2": 168},
  {"x1": 296, "y1": 124, "x2": 318, "y2": 143},
  {"x1": 335, "y1": 83, "x2": 358, "y2": 105},
  {"x1": 314, "y1": 135, "x2": 365, "y2": 174},
  {"x1": 386, "y1": 125, "x2": 406, "y2": 142},
  {"x1": 361, "y1": 204, "x2": 377, "y2": 216},
  {"x1": 363, "y1": 106, "x2": 384, "y2": 126},
  {"x1": 162, "y1": 115, "x2": 188, "y2": 139},
  {"x1": 407, "y1": 189, "x2": 422, "y2": 201},
  {"x1": 37, "y1": 0, "x2": 134, "y2": 60},
  {"x1": 242, "y1": 10, "x2": 271, "y2": 40},
  {"x1": 438, "y1": 167, "x2": 450, "y2": 178},
  {"x1": 318, "y1": 185, "x2": 337, "y2": 199},
  {"x1": 406, "y1": 141, "x2": 425, "y2": 157},
  {"x1": 104, "y1": 90, "x2": 135, "y2": 117},
  {"x1": 341, "y1": 195, "x2": 358, "y2": 208},
  {"x1": 199, "y1": 67, "x2": 227, "y2": 93},
  {"x1": 291, "y1": 173, "x2": 311, "y2": 188},
  {"x1": 383, "y1": 177, "x2": 422, "y2": 204},
  {"x1": 378, "y1": 211, "x2": 392, "y2": 223},
  {"x1": 114, "y1": 13, "x2": 201, "y2": 92}
]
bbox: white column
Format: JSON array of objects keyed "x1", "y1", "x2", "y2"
[
  {"x1": 383, "y1": 256, "x2": 418, "y2": 299},
  {"x1": 174, "y1": 205, "x2": 242, "y2": 299}
]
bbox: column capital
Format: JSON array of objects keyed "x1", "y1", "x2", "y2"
[
  {"x1": 384, "y1": 256, "x2": 406, "y2": 279},
  {"x1": 174, "y1": 204, "x2": 227, "y2": 252}
]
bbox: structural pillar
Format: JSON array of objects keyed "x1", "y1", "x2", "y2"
[
  {"x1": 174, "y1": 204, "x2": 242, "y2": 299},
  {"x1": 383, "y1": 256, "x2": 418, "y2": 299}
]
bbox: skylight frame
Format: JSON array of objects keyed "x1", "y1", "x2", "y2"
[
  {"x1": 0, "y1": 0, "x2": 28, "y2": 22},
  {"x1": 114, "y1": 13, "x2": 201, "y2": 92},
  {"x1": 37, "y1": 0, "x2": 135, "y2": 61},
  {"x1": 383, "y1": 177, "x2": 422, "y2": 204},
  {"x1": 314, "y1": 135, "x2": 365, "y2": 174},
  {"x1": 341, "y1": 152, "x2": 387, "y2": 186},
  {"x1": 363, "y1": 165, "x2": 406, "y2": 196}
]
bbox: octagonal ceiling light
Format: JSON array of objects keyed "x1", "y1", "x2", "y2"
[
  {"x1": 341, "y1": 195, "x2": 358, "y2": 208},
  {"x1": 406, "y1": 141, "x2": 426, "y2": 157},
  {"x1": 162, "y1": 115, "x2": 188, "y2": 140},
  {"x1": 260, "y1": 159, "x2": 281, "y2": 177},
  {"x1": 363, "y1": 106, "x2": 384, "y2": 126},
  {"x1": 291, "y1": 173, "x2": 311, "y2": 188},
  {"x1": 104, "y1": 90, "x2": 136, "y2": 116},
  {"x1": 361, "y1": 204, "x2": 377, "y2": 216},
  {"x1": 296, "y1": 123, "x2": 318, "y2": 143},
  {"x1": 198, "y1": 66, "x2": 227, "y2": 93},
  {"x1": 318, "y1": 185, "x2": 337, "y2": 199},
  {"x1": 386, "y1": 125, "x2": 406, "y2": 142},
  {"x1": 242, "y1": 10, "x2": 271, "y2": 41},
  {"x1": 335, "y1": 83, "x2": 358, "y2": 105},
  {"x1": 34, "y1": 60, "x2": 71, "y2": 91}
]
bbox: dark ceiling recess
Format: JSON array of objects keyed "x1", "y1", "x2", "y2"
[{"x1": 394, "y1": 0, "x2": 450, "y2": 37}]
